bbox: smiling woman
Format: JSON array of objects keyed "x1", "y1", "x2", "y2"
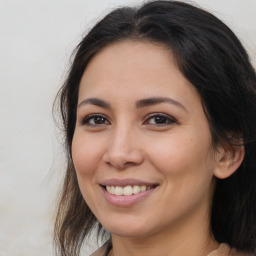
[{"x1": 53, "y1": 1, "x2": 256, "y2": 256}]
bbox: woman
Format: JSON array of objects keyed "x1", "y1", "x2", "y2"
[{"x1": 54, "y1": 1, "x2": 256, "y2": 255}]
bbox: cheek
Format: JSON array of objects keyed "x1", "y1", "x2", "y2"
[
  {"x1": 71, "y1": 132, "x2": 104, "y2": 178},
  {"x1": 145, "y1": 128, "x2": 214, "y2": 183},
  {"x1": 147, "y1": 133, "x2": 215, "y2": 216},
  {"x1": 71, "y1": 133, "x2": 103, "y2": 209}
]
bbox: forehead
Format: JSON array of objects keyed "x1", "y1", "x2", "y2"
[
  {"x1": 82, "y1": 40, "x2": 173, "y2": 82},
  {"x1": 78, "y1": 40, "x2": 200, "y2": 107},
  {"x1": 88, "y1": 40, "x2": 173, "y2": 68}
]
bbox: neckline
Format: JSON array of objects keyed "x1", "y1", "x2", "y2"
[{"x1": 92, "y1": 241, "x2": 232, "y2": 256}]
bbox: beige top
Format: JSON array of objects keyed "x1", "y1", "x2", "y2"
[{"x1": 90, "y1": 242, "x2": 253, "y2": 256}]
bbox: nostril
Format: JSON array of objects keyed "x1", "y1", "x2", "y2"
[{"x1": 102, "y1": 144, "x2": 144, "y2": 169}]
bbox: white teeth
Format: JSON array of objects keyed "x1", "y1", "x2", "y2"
[
  {"x1": 141, "y1": 185, "x2": 146, "y2": 191},
  {"x1": 115, "y1": 186, "x2": 123, "y2": 195},
  {"x1": 123, "y1": 186, "x2": 133, "y2": 196},
  {"x1": 110, "y1": 186, "x2": 115, "y2": 194},
  {"x1": 133, "y1": 185, "x2": 140, "y2": 194},
  {"x1": 106, "y1": 185, "x2": 153, "y2": 196}
]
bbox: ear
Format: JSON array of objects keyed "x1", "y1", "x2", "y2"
[{"x1": 213, "y1": 144, "x2": 245, "y2": 179}]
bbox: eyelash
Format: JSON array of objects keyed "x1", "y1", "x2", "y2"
[
  {"x1": 79, "y1": 113, "x2": 177, "y2": 127},
  {"x1": 80, "y1": 114, "x2": 110, "y2": 126},
  {"x1": 144, "y1": 113, "x2": 177, "y2": 126}
]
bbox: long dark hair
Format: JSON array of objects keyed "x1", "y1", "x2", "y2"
[{"x1": 54, "y1": 1, "x2": 256, "y2": 255}]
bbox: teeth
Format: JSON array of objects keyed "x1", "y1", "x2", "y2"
[
  {"x1": 106, "y1": 185, "x2": 153, "y2": 196},
  {"x1": 141, "y1": 185, "x2": 146, "y2": 191},
  {"x1": 123, "y1": 186, "x2": 133, "y2": 196},
  {"x1": 115, "y1": 186, "x2": 123, "y2": 195},
  {"x1": 110, "y1": 186, "x2": 115, "y2": 194},
  {"x1": 133, "y1": 185, "x2": 140, "y2": 194}
]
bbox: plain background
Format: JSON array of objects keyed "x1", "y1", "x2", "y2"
[{"x1": 0, "y1": 0, "x2": 255, "y2": 255}]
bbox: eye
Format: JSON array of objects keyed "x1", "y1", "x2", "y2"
[
  {"x1": 144, "y1": 113, "x2": 177, "y2": 126},
  {"x1": 80, "y1": 114, "x2": 110, "y2": 126}
]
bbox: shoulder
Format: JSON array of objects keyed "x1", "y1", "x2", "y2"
[{"x1": 208, "y1": 243, "x2": 255, "y2": 256}]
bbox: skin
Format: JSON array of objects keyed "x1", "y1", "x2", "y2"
[{"x1": 72, "y1": 40, "x2": 244, "y2": 256}]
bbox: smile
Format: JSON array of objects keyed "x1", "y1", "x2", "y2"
[
  {"x1": 106, "y1": 185, "x2": 153, "y2": 196},
  {"x1": 101, "y1": 181, "x2": 159, "y2": 207}
]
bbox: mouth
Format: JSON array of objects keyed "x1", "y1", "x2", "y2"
[
  {"x1": 100, "y1": 180, "x2": 159, "y2": 207},
  {"x1": 101, "y1": 184, "x2": 158, "y2": 196},
  {"x1": 99, "y1": 179, "x2": 159, "y2": 207}
]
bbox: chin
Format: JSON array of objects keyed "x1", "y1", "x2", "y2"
[{"x1": 101, "y1": 217, "x2": 154, "y2": 238}]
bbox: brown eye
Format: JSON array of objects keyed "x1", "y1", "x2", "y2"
[
  {"x1": 145, "y1": 114, "x2": 176, "y2": 126},
  {"x1": 150, "y1": 116, "x2": 168, "y2": 124},
  {"x1": 81, "y1": 114, "x2": 110, "y2": 126}
]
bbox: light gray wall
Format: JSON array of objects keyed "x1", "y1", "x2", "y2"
[{"x1": 0, "y1": 1, "x2": 255, "y2": 255}]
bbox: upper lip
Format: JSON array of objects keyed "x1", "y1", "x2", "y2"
[{"x1": 100, "y1": 178, "x2": 159, "y2": 187}]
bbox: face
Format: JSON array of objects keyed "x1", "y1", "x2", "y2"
[{"x1": 72, "y1": 41, "x2": 220, "y2": 239}]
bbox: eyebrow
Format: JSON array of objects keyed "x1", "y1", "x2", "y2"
[
  {"x1": 78, "y1": 98, "x2": 111, "y2": 109},
  {"x1": 136, "y1": 97, "x2": 187, "y2": 112},
  {"x1": 78, "y1": 96, "x2": 187, "y2": 112}
]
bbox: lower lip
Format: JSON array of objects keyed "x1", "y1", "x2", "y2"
[{"x1": 101, "y1": 186, "x2": 157, "y2": 207}]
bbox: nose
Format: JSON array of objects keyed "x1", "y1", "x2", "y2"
[{"x1": 102, "y1": 126, "x2": 144, "y2": 170}]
